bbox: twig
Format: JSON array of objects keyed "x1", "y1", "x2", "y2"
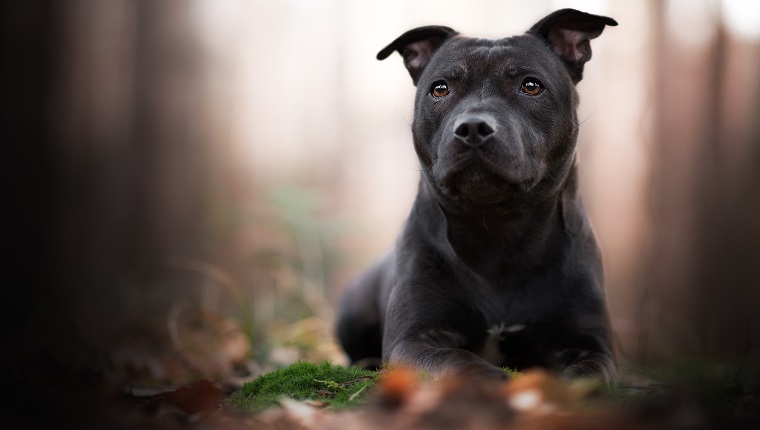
[{"x1": 348, "y1": 385, "x2": 367, "y2": 402}]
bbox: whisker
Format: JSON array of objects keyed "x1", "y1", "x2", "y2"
[
  {"x1": 482, "y1": 205, "x2": 492, "y2": 234},
  {"x1": 579, "y1": 110, "x2": 595, "y2": 126}
]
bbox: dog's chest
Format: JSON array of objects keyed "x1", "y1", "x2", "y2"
[
  {"x1": 468, "y1": 280, "x2": 561, "y2": 367},
  {"x1": 476, "y1": 322, "x2": 526, "y2": 365}
]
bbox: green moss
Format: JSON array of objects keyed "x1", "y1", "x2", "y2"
[
  {"x1": 230, "y1": 361, "x2": 377, "y2": 412},
  {"x1": 502, "y1": 367, "x2": 523, "y2": 378},
  {"x1": 229, "y1": 362, "x2": 525, "y2": 413}
]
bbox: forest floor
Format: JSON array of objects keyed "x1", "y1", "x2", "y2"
[{"x1": 9, "y1": 312, "x2": 759, "y2": 429}]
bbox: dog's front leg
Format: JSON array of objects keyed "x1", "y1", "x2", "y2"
[
  {"x1": 560, "y1": 351, "x2": 616, "y2": 384},
  {"x1": 385, "y1": 330, "x2": 509, "y2": 380}
]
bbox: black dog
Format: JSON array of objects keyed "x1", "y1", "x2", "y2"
[{"x1": 337, "y1": 9, "x2": 617, "y2": 382}]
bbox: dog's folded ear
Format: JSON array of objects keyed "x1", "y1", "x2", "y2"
[
  {"x1": 527, "y1": 9, "x2": 617, "y2": 84},
  {"x1": 377, "y1": 26, "x2": 458, "y2": 86}
]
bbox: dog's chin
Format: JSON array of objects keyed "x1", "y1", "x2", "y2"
[{"x1": 441, "y1": 168, "x2": 512, "y2": 205}]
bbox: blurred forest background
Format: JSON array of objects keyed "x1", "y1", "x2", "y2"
[{"x1": 4, "y1": 0, "x2": 760, "y2": 414}]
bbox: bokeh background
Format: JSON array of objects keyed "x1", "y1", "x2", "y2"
[{"x1": 5, "y1": 0, "x2": 760, "y2": 397}]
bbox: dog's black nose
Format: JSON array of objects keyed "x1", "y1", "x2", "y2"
[{"x1": 454, "y1": 116, "x2": 495, "y2": 146}]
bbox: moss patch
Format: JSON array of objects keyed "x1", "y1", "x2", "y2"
[
  {"x1": 502, "y1": 367, "x2": 522, "y2": 378},
  {"x1": 230, "y1": 361, "x2": 377, "y2": 412},
  {"x1": 229, "y1": 362, "x2": 523, "y2": 413}
]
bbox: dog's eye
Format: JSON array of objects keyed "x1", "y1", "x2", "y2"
[
  {"x1": 520, "y1": 78, "x2": 543, "y2": 96},
  {"x1": 432, "y1": 82, "x2": 449, "y2": 98}
]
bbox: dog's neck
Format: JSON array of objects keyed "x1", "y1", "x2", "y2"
[{"x1": 417, "y1": 175, "x2": 568, "y2": 280}]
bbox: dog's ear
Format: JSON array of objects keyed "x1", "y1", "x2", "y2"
[
  {"x1": 527, "y1": 9, "x2": 617, "y2": 83},
  {"x1": 377, "y1": 26, "x2": 458, "y2": 86}
]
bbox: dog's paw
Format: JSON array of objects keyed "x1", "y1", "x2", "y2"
[{"x1": 560, "y1": 360, "x2": 616, "y2": 385}]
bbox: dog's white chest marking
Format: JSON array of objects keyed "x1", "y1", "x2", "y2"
[{"x1": 477, "y1": 322, "x2": 525, "y2": 365}]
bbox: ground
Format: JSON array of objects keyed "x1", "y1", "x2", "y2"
[{"x1": 11, "y1": 312, "x2": 751, "y2": 430}]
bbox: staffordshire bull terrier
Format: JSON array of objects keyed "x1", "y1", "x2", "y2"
[{"x1": 337, "y1": 9, "x2": 618, "y2": 382}]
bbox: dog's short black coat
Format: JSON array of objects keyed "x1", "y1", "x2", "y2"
[{"x1": 337, "y1": 9, "x2": 618, "y2": 382}]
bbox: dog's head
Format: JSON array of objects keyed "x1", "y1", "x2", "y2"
[{"x1": 378, "y1": 9, "x2": 616, "y2": 208}]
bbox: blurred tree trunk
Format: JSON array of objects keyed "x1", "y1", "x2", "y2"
[
  {"x1": 3, "y1": 0, "x2": 63, "y2": 370},
  {"x1": 50, "y1": 0, "x2": 212, "y2": 355},
  {"x1": 3, "y1": 0, "x2": 219, "y2": 412},
  {"x1": 643, "y1": 2, "x2": 760, "y2": 385}
]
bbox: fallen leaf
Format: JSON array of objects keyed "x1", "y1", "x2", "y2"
[{"x1": 155, "y1": 379, "x2": 223, "y2": 421}]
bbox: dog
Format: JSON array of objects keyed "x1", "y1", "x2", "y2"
[{"x1": 337, "y1": 9, "x2": 618, "y2": 382}]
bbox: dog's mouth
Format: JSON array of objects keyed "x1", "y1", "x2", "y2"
[
  {"x1": 439, "y1": 163, "x2": 513, "y2": 204},
  {"x1": 432, "y1": 138, "x2": 542, "y2": 205}
]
